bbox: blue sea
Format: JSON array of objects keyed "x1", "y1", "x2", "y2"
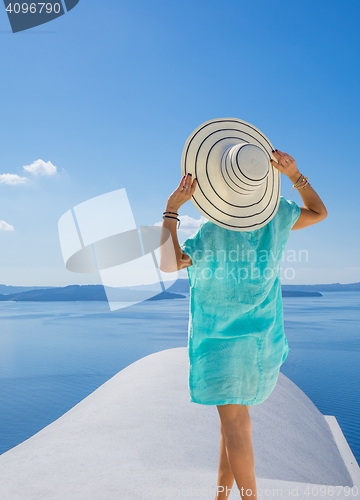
[{"x1": 0, "y1": 292, "x2": 359, "y2": 465}]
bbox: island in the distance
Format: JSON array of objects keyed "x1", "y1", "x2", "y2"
[
  {"x1": 0, "y1": 285, "x2": 185, "y2": 302},
  {"x1": 4, "y1": 279, "x2": 356, "y2": 301}
]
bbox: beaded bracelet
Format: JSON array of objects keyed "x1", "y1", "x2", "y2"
[
  {"x1": 293, "y1": 174, "x2": 306, "y2": 187},
  {"x1": 290, "y1": 174, "x2": 310, "y2": 197},
  {"x1": 297, "y1": 177, "x2": 309, "y2": 189},
  {"x1": 163, "y1": 211, "x2": 178, "y2": 215},
  {"x1": 163, "y1": 215, "x2": 181, "y2": 229}
]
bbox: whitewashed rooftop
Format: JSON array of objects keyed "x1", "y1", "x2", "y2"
[{"x1": 0, "y1": 347, "x2": 359, "y2": 499}]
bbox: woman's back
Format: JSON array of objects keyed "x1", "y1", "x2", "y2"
[{"x1": 180, "y1": 196, "x2": 301, "y2": 405}]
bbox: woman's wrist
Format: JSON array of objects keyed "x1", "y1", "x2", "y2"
[
  {"x1": 165, "y1": 202, "x2": 180, "y2": 212},
  {"x1": 288, "y1": 170, "x2": 302, "y2": 185},
  {"x1": 163, "y1": 206, "x2": 181, "y2": 229}
]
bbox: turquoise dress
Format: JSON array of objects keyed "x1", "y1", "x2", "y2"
[{"x1": 180, "y1": 196, "x2": 301, "y2": 406}]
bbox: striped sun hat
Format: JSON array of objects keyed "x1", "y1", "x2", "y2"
[{"x1": 181, "y1": 117, "x2": 281, "y2": 231}]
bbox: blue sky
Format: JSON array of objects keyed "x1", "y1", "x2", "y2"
[{"x1": 0, "y1": 0, "x2": 359, "y2": 286}]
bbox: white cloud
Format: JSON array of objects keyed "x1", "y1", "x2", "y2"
[
  {"x1": 154, "y1": 214, "x2": 208, "y2": 235},
  {"x1": 23, "y1": 159, "x2": 57, "y2": 176},
  {"x1": 0, "y1": 173, "x2": 27, "y2": 185},
  {"x1": 177, "y1": 215, "x2": 208, "y2": 233},
  {"x1": 0, "y1": 220, "x2": 14, "y2": 231}
]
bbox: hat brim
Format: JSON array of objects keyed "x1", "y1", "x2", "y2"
[{"x1": 181, "y1": 118, "x2": 280, "y2": 231}]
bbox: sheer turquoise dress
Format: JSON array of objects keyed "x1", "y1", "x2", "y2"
[{"x1": 180, "y1": 196, "x2": 301, "y2": 406}]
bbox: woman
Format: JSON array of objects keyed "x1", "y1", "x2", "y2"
[{"x1": 160, "y1": 133, "x2": 327, "y2": 499}]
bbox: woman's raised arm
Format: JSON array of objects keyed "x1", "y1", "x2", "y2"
[
  {"x1": 270, "y1": 150, "x2": 328, "y2": 230},
  {"x1": 159, "y1": 173, "x2": 198, "y2": 272}
]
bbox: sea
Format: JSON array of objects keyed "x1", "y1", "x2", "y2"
[{"x1": 0, "y1": 291, "x2": 359, "y2": 465}]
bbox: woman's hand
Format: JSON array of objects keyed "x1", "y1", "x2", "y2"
[
  {"x1": 270, "y1": 150, "x2": 301, "y2": 183},
  {"x1": 165, "y1": 173, "x2": 197, "y2": 211}
]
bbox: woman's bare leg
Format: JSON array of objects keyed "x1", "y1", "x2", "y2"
[
  {"x1": 214, "y1": 419, "x2": 235, "y2": 499},
  {"x1": 216, "y1": 404, "x2": 257, "y2": 500}
]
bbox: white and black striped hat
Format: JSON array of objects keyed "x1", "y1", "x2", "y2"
[{"x1": 181, "y1": 117, "x2": 280, "y2": 231}]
